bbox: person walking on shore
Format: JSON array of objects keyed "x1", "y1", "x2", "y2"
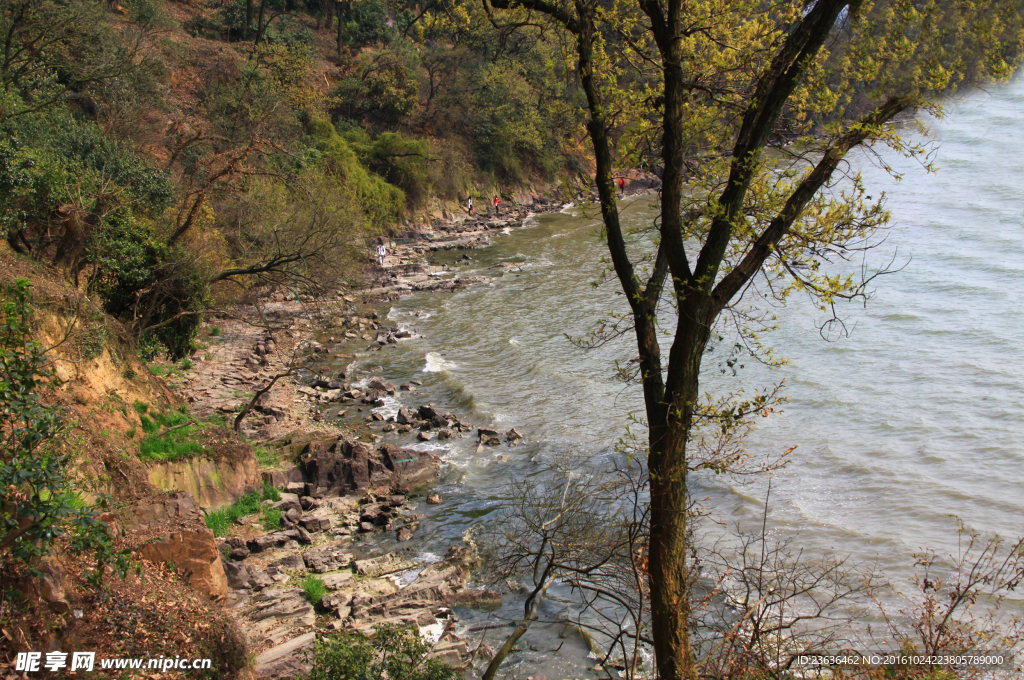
[
  {"x1": 618, "y1": 177, "x2": 625, "y2": 194},
  {"x1": 467, "y1": 197, "x2": 473, "y2": 215},
  {"x1": 493, "y1": 196, "x2": 499, "y2": 215},
  {"x1": 376, "y1": 243, "x2": 386, "y2": 266}
]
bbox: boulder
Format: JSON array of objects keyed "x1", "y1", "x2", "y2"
[
  {"x1": 379, "y1": 444, "x2": 438, "y2": 491},
  {"x1": 139, "y1": 529, "x2": 229, "y2": 602},
  {"x1": 296, "y1": 436, "x2": 438, "y2": 497},
  {"x1": 224, "y1": 561, "x2": 251, "y2": 590},
  {"x1": 262, "y1": 470, "x2": 289, "y2": 490}
]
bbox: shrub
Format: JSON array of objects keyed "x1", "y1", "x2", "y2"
[
  {"x1": 307, "y1": 624, "x2": 460, "y2": 680},
  {"x1": 340, "y1": 0, "x2": 394, "y2": 47},
  {"x1": 0, "y1": 279, "x2": 130, "y2": 579},
  {"x1": 301, "y1": 574, "x2": 326, "y2": 604},
  {"x1": 330, "y1": 52, "x2": 418, "y2": 129}
]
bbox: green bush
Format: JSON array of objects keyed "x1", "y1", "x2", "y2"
[
  {"x1": 340, "y1": 0, "x2": 394, "y2": 47},
  {"x1": 307, "y1": 624, "x2": 460, "y2": 680},
  {"x1": 301, "y1": 574, "x2": 326, "y2": 604},
  {"x1": 330, "y1": 52, "x2": 418, "y2": 128}
]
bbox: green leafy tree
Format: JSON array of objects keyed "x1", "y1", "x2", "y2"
[{"x1": 482, "y1": 0, "x2": 1024, "y2": 678}]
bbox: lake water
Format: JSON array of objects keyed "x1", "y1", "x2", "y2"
[{"x1": 332, "y1": 77, "x2": 1024, "y2": 675}]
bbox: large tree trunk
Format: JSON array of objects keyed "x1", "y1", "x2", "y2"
[
  {"x1": 648, "y1": 423, "x2": 694, "y2": 680},
  {"x1": 647, "y1": 327, "x2": 704, "y2": 680}
]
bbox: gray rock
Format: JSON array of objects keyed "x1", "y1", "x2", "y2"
[
  {"x1": 224, "y1": 561, "x2": 250, "y2": 590},
  {"x1": 303, "y1": 544, "x2": 352, "y2": 573},
  {"x1": 267, "y1": 553, "x2": 305, "y2": 574}
]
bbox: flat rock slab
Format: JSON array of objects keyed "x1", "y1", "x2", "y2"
[
  {"x1": 321, "y1": 571, "x2": 355, "y2": 590},
  {"x1": 255, "y1": 631, "x2": 315, "y2": 680},
  {"x1": 354, "y1": 553, "x2": 416, "y2": 577}
]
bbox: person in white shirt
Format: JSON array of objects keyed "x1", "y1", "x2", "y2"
[
  {"x1": 376, "y1": 244, "x2": 386, "y2": 266},
  {"x1": 467, "y1": 197, "x2": 473, "y2": 215}
]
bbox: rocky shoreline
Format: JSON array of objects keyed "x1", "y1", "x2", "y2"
[{"x1": 170, "y1": 176, "x2": 661, "y2": 678}]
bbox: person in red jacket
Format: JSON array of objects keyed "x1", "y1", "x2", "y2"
[
  {"x1": 618, "y1": 177, "x2": 625, "y2": 194},
  {"x1": 493, "y1": 196, "x2": 500, "y2": 214}
]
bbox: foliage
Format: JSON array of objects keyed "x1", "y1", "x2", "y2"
[
  {"x1": 203, "y1": 483, "x2": 282, "y2": 537},
  {"x1": 340, "y1": 0, "x2": 395, "y2": 47},
  {"x1": 0, "y1": 280, "x2": 131, "y2": 580},
  {"x1": 331, "y1": 52, "x2": 420, "y2": 128},
  {"x1": 301, "y1": 573, "x2": 327, "y2": 604},
  {"x1": 307, "y1": 623, "x2": 460, "y2": 680}
]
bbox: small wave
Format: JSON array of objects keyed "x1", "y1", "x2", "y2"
[
  {"x1": 372, "y1": 395, "x2": 402, "y2": 419},
  {"x1": 509, "y1": 338, "x2": 520, "y2": 345},
  {"x1": 423, "y1": 352, "x2": 456, "y2": 372},
  {"x1": 550, "y1": 232, "x2": 566, "y2": 238},
  {"x1": 560, "y1": 203, "x2": 576, "y2": 213},
  {"x1": 409, "y1": 440, "x2": 454, "y2": 455}
]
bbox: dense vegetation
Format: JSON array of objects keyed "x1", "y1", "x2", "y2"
[{"x1": 0, "y1": 0, "x2": 586, "y2": 357}]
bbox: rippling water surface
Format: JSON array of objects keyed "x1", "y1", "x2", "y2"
[{"x1": 334, "y1": 78, "x2": 1024, "y2": 674}]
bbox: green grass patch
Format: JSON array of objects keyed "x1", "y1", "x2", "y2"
[
  {"x1": 254, "y1": 445, "x2": 283, "y2": 468},
  {"x1": 204, "y1": 483, "x2": 282, "y2": 537},
  {"x1": 133, "y1": 400, "x2": 149, "y2": 415},
  {"x1": 262, "y1": 506, "x2": 282, "y2": 531},
  {"x1": 180, "y1": 358, "x2": 193, "y2": 370},
  {"x1": 301, "y1": 574, "x2": 326, "y2": 605},
  {"x1": 208, "y1": 326, "x2": 220, "y2": 337},
  {"x1": 148, "y1": 365, "x2": 172, "y2": 377},
  {"x1": 137, "y1": 409, "x2": 204, "y2": 461}
]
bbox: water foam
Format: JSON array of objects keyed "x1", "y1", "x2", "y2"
[{"x1": 423, "y1": 352, "x2": 456, "y2": 372}]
